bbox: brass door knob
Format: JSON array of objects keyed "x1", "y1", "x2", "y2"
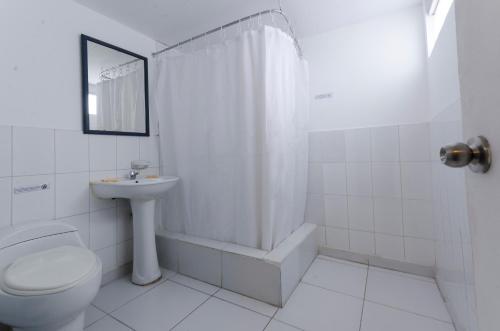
[{"x1": 440, "y1": 136, "x2": 491, "y2": 173}]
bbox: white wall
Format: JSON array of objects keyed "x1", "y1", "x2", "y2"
[
  {"x1": 455, "y1": 0, "x2": 500, "y2": 329},
  {"x1": 307, "y1": 123, "x2": 435, "y2": 267},
  {"x1": 426, "y1": 3, "x2": 479, "y2": 331},
  {"x1": 0, "y1": 0, "x2": 157, "y2": 132},
  {"x1": 302, "y1": 5, "x2": 429, "y2": 131},
  {"x1": 0, "y1": 0, "x2": 160, "y2": 277}
]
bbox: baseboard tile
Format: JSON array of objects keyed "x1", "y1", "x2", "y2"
[{"x1": 319, "y1": 246, "x2": 435, "y2": 278}]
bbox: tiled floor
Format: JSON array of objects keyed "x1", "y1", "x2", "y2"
[{"x1": 85, "y1": 255, "x2": 456, "y2": 331}]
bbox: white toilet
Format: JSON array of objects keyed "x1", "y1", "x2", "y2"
[{"x1": 0, "y1": 222, "x2": 102, "y2": 331}]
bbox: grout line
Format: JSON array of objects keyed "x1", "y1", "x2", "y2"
[
  {"x1": 262, "y1": 307, "x2": 280, "y2": 331},
  {"x1": 358, "y1": 262, "x2": 370, "y2": 331},
  {"x1": 168, "y1": 278, "x2": 220, "y2": 296},
  {"x1": 272, "y1": 317, "x2": 306, "y2": 331},
  {"x1": 363, "y1": 299, "x2": 453, "y2": 325},
  {"x1": 168, "y1": 286, "x2": 217, "y2": 330},
  {"x1": 212, "y1": 294, "x2": 277, "y2": 319},
  {"x1": 345, "y1": 161, "x2": 351, "y2": 250},
  {"x1": 97, "y1": 275, "x2": 170, "y2": 315},
  {"x1": 107, "y1": 313, "x2": 137, "y2": 331},
  {"x1": 300, "y1": 280, "x2": 364, "y2": 300}
]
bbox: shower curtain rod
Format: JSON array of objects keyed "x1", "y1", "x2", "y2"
[{"x1": 152, "y1": 9, "x2": 303, "y2": 57}]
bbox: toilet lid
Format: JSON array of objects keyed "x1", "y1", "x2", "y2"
[{"x1": 1, "y1": 246, "x2": 97, "y2": 296}]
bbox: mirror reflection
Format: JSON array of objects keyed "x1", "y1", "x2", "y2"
[{"x1": 82, "y1": 35, "x2": 149, "y2": 135}]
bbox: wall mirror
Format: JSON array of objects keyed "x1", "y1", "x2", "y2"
[{"x1": 81, "y1": 34, "x2": 149, "y2": 136}]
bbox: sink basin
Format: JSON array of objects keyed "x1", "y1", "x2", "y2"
[
  {"x1": 90, "y1": 176, "x2": 179, "y2": 286},
  {"x1": 91, "y1": 176, "x2": 178, "y2": 200}
]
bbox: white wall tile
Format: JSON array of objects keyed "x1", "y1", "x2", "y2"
[
  {"x1": 403, "y1": 199, "x2": 434, "y2": 239},
  {"x1": 375, "y1": 234, "x2": 404, "y2": 260},
  {"x1": 325, "y1": 195, "x2": 348, "y2": 228},
  {"x1": 55, "y1": 130, "x2": 89, "y2": 173},
  {"x1": 117, "y1": 200, "x2": 133, "y2": 242},
  {"x1": 95, "y1": 245, "x2": 117, "y2": 274},
  {"x1": 348, "y1": 196, "x2": 374, "y2": 231},
  {"x1": 405, "y1": 237, "x2": 435, "y2": 266},
  {"x1": 89, "y1": 135, "x2": 116, "y2": 171},
  {"x1": 13, "y1": 127, "x2": 54, "y2": 176},
  {"x1": 0, "y1": 178, "x2": 12, "y2": 228},
  {"x1": 140, "y1": 167, "x2": 160, "y2": 177},
  {"x1": 116, "y1": 240, "x2": 133, "y2": 266},
  {"x1": 12, "y1": 175, "x2": 55, "y2": 224},
  {"x1": 179, "y1": 241, "x2": 222, "y2": 286},
  {"x1": 371, "y1": 163, "x2": 401, "y2": 198},
  {"x1": 90, "y1": 171, "x2": 117, "y2": 211},
  {"x1": 326, "y1": 227, "x2": 349, "y2": 251},
  {"x1": 399, "y1": 123, "x2": 430, "y2": 162},
  {"x1": 346, "y1": 163, "x2": 372, "y2": 196},
  {"x1": 315, "y1": 225, "x2": 326, "y2": 246},
  {"x1": 139, "y1": 136, "x2": 160, "y2": 167},
  {"x1": 307, "y1": 163, "x2": 323, "y2": 194},
  {"x1": 309, "y1": 131, "x2": 346, "y2": 163},
  {"x1": 59, "y1": 214, "x2": 90, "y2": 247},
  {"x1": 345, "y1": 128, "x2": 371, "y2": 162},
  {"x1": 323, "y1": 163, "x2": 346, "y2": 195},
  {"x1": 117, "y1": 136, "x2": 140, "y2": 170},
  {"x1": 373, "y1": 198, "x2": 403, "y2": 235},
  {"x1": 401, "y1": 163, "x2": 432, "y2": 200},
  {"x1": 55, "y1": 172, "x2": 90, "y2": 218},
  {"x1": 90, "y1": 208, "x2": 117, "y2": 250},
  {"x1": 349, "y1": 230, "x2": 375, "y2": 255},
  {"x1": 0, "y1": 126, "x2": 12, "y2": 177},
  {"x1": 305, "y1": 194, "x2": 325, "y2": 225},
  {"x1": 371, "y1": 126, "x2": 400, "y2": 162}
]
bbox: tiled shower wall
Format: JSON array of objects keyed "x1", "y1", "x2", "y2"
[
  {"x1": 306, "y1": 123, "x2": 436, "y2": 267},
  {"x1": 0, "y1": 125, "x2": 160, "y2": 275},
  {"x1": 430, "y1": 103, "x2": 478, "y2": 330}
]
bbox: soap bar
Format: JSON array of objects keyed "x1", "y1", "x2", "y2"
[{"x1": 101, "y1": 178, "x2": 120, "y2": 183}]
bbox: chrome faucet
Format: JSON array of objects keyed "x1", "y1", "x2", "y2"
[
  {"x1": 129, "y1": 169, "x2": 140, "y2": 180},
  {"x1": 129, "y1": 160, "x2": 151, "y2": 180}
]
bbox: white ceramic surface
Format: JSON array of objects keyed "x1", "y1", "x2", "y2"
[
  {"x1": 0, "y1": 223, "x2": 102, "y2": 331},
  {"x1": 91, "y1": 176, "x2": 178, "y2": 285}
]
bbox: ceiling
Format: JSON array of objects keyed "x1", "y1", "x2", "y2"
[{"x1": 74, "y1": 0, "x2": 421, "y2": 45}]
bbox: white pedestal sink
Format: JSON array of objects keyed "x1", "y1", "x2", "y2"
[{"x1": 91, "y1": 176, "x2": 179, "y2": 285}]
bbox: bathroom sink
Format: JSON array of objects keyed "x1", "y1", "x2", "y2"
[
  {"x1": 91, "y1": 176, "x2": 178, "y2": 200},
  {"x1": 90, "y1": 176, "x2": 179, "y2": 286}
]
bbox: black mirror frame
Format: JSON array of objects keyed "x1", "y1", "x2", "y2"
[{"x1": 80, "y1": 34, "x2": 150, "y2": 136}]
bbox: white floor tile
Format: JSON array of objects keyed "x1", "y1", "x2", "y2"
[
  {"x1": 93, "y1": 275, "x2": 165, "y2": 313},
  {"x1": 365, "y1": 267, "x2": 451, "y2": 322},
  {"x1": 215, "y1": 289, "x2": 278, "y2": 317},
  {"x1": 265, "y1": 320, "x2": 302, "y2": 331},
  {"x1": 84, "y1": 305, "x2": 106, "y2": 328},
  {"x1": 302, "y1": 256, "x2": 367, "y2": 298},
  {"x1": 85, "y1": 316, "x2": 132, "y2": 331},
  {"x1": 111, "y1": 281, "x2": 209, "y2": 331},
  {"x1": 275, "y1": 283, "x2": 363, "y2": 331},
  {"x1": 172, "y1": 273, "x2": 220, "y2": 295},
  {"x1": 172, "y1": 297, "x2": 270, "y2": 331},
  {"x1": 360, "y1": 302, "x2": 455, "y2": 331}
]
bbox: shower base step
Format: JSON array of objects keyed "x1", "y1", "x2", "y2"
[{"x1": 155, "y1": 223, "x2": 317, "y2": 307}]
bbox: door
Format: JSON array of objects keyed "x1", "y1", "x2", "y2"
[{"x1": 452, "y1": 1, "x2": 500, "y2": 330}]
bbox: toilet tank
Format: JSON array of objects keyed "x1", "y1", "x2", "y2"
[{"x1": 0, "y1": 222, "x2": 85, "y2": 269}]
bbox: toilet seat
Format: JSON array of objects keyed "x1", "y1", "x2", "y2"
[{"x1": 1, "y1": 245, "x2": 98, "y2": 296}]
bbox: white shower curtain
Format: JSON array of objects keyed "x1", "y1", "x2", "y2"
[
  {"x1": 155, "y1": 26, "x2": 309, "y2": 251},
  {"x1": 94, "y1": 67, "x2": 145, "y2": 132}
]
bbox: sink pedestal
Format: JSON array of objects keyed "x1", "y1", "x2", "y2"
[
  {"x1": 90, "y1": 176, "x2": 179, "y2": 285},
  {"x1": 130, "y1": 199, "x2": 162, "y2": 285}
]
